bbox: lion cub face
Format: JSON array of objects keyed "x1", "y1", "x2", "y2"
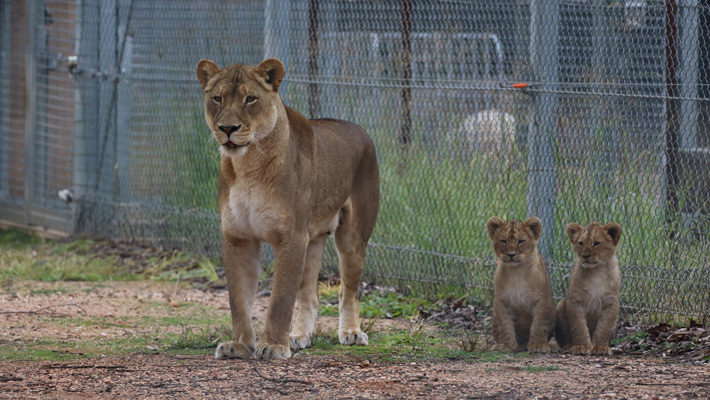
[
  {"x1": 486, "y1": 217, "x2": 543, "y2": 267},
  {"x1": 566, "y1": 222, "x2": 622, "y2": 268},
  {"x1": 196, "y1": 58, "x2": 285, "y2": 155}
]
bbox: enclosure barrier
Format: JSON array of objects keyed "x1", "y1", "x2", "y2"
[{"x1": 1, "y1": 0, "x2": 709, "y2": 324}]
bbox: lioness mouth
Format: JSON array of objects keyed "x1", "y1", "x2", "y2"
[{"x1": 223, "y1": 141, "x2": 251, "y2": 150}]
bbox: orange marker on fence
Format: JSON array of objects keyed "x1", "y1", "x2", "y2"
[{"x1": 512, "y1": 83, "x2": 528, "y2": 89}]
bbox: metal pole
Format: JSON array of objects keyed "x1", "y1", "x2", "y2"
[
  {"x1": 665, "y1": 0, "x2": 680, "y2": 231},
  {"x1": 400, "y1": 0, "x2": 412, "y2": 147},
  {"x1": 23, "y1": 0, "x2": 37, "y2": 226},
  {"x1": 308, "y1": 0, "x2": 320, "y2": 118},
  {"x1": 527, "y1": 0, "x2": 558, "y2": 259}
]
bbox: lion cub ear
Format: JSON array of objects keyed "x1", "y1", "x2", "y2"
[
  {"x1": 524, "y1": 217, "x2": 543, "y2": 241},
  {"x1": 603, "y1": 222, "x2": 622, "y2": 246},
  {"x1": 566, "y1": 223, "x2": 583, "y2": 244},
  {"x1": 255, "y1": 58, "x2": 285, "y2": 93},
  {"x1": 196, "y1": 60, "x2": 221, "y2": 89},
  {"x1": 486, "y1": 217, "x2": 505, "y2": 239}
]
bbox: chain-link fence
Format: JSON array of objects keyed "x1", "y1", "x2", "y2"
[{"x1": 2, "y1": 0, "x2": 709, "y2": 324}]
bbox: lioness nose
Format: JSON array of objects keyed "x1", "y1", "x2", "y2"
[
  {"x1": 507, "y1": 253, "x2": 515, "y2": 258},
  {"x1": 218, "y1": 124, "x2": 241, "y2": 136}
]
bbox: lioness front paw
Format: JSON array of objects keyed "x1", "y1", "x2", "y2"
[
  {"x1": 492, "y1": 342, "x2": 517, "y2": 352},
  {"x1": 527, "y1": 342, "x2": 551, "y2": 354},
  {"x1": 255, "y1": 342, "x2": 291, "y2": 360},
  {"x1": 289, "y1": 333, "x2": 312, "y2": 350},
  {"x1": 339, "y1": 329, "x2": 368, "y2": 346},
  {"x1": 569, "y1": 344, "x2": 593, "y2": 355},
  {"x1": 591, "y1": 345, "x2": 612, "y2": 355},
  {"x1": 215, "y1": 341, "x2": 254, "y2": 359}
]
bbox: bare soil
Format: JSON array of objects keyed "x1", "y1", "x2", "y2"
[{"x1": 1, "y1": 281, "x2": 709, "y2": 399}]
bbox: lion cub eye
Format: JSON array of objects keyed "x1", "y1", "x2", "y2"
[
  {"x1": 593, "y1": 241, "x2": 601, "y2": 247},
  {"x1": 212, "y1": 95, "x2": 222, "y2": 104},
  {"x1": 501, "y1": 240, "x2": 507, "y2": 244},
  {"x1": 517, "y1": 239, "x2": 525, "y2": 245},
  {"x1": 578, "y1": 242, "x2": 583, "y2": 246},
  {"x1": 245, "y1": 95, "x2": 258, "y2": 104}
]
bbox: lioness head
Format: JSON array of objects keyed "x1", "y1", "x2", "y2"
[
  {"x1": 566, "y1": 222, "x2": 622, "y2": 268},
  {"x1": 486, "y1": 217, "x2": 543, "y2": 267},
  {"x1": 196, "y1": 58, "x2": 286, "y2": 155}
]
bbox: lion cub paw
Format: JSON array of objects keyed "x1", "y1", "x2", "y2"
[
  {"x1": 527, "y1": 342, "x2": 551, "y2": 354},
  {"x1": 215, "y1": 341, "x2": 254, "y2": 359},
  {"x1": 569, "y1": 344, "x2": 593, "y2": 355},
  {"x1": 339, "y1": 329, "x2": 368, "y2": 346},
  {"x1": 592, "y1": 345, "x2": 612, "y2": 355},
  {"x1": 255, "y1": 342, "x2": 291, "y2": 360},
  {"x1": 289, "y1": 333, "x2": 312, "y2": 350}
]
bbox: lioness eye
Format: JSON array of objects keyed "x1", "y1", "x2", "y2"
[
  {"x1": 518, "y1": 239, "x2": 525, "y2": 244},
  {"x1": 501, "y1": 240, "x2": 507, "y2": 244},
  {"x1": 578, "y1": 242, "x2": 583, "y2": 246},
  {"x1": 245, "y1": 95, "x2": 257, "y2": 104},
  {"x1": 593, "y1": 242, "x2": 601, "y2": 247},
  {"x1": 212, "y1": 95, "x2": 222, "y2": 104}
]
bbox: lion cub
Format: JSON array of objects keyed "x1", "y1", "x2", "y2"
[
  {"x1": 555, "y1": 222, "x2": 622, "y2": 355},
  {"x1": 486, "y1": 217, "x2": 555, "y2": 353}
]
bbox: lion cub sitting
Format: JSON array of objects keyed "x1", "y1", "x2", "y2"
[
  {"x1": 555, "y1": 222, "x2": 622, "y2": 355},
  {"x1": 486, "y1": 217, "x2": 555, "y2": 353}
]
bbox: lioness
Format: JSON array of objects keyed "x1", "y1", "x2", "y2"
[
  {"x1": 555, "y1": 222, "x2": 622, "y2": 355},
  {"x1": 486, "y1": 217, "x2": 555, "y2": 353},
  {"x1": 196, "y1": 58, "x2": 379, "y2": 360}
]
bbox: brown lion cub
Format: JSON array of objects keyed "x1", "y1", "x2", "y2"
[
  {"x1": 196, "y1": 58, "x2": 379, "y2": 360},
  {"x1": 555, "y1": 222, "x2": 622, "y2": 355},
  {"x1": 486, "y1": 217, "x2": 555, "y2": 353}
]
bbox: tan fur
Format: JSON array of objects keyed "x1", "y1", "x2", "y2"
[
  {"x1": 486, "y1": 217, "x2": 555, "y2": 353},
  {"x1": 196, "y1": 59, "x2": 379, "y2": 360},
  {"x1": 555, "y1": 222, "x2": 622, "y2": 356}
]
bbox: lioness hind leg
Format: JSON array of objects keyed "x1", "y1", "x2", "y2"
[
  {"x1": 290, "y1": 235, "x2": 327, "y2": 351},
  {"x1": 334, "y1": 201, "x2": 373, "y2": 346},
  {"x1": 216, "y1": 236, "x2": 261, "y2": 359}
]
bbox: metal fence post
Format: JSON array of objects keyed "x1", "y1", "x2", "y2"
[
  {"x1": 23, "y1": 0, "x2": 37, "y2": 226},
  {"x1": 527, "y1": 0, "x2": 558, "y2": 259}
]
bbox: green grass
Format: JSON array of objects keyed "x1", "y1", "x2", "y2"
[{"x1": 305, "y1": 325, "x2": 505, "y2": 363}]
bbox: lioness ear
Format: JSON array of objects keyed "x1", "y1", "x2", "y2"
[
  {"x1": 255, "y1": 58, "x2": 285, "y2": 93},
  {"x1": 604, "y1": 222, "x2": 622, "y2": 246},
  {"x1": 196, "y1": 59, "x2": 221, "y2": 89},
  {"x1": 524, "y1": 217, "x2": 543, "y2": 240},
  {"x1": 566, "y1": 223, "x2": 583, "y2": 244},
  {"x1": 486, "y1": 217, "x2": 504, "y2": 239}
]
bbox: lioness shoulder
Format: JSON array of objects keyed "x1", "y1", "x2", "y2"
[
  {"x1": 486, "y1": 216, "x2": 555, "y2": 353},
  {"x1": 555, "y1": 222, "x2": 622, "y2": 355}
]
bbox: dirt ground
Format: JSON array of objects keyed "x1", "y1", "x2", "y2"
[{"x1": 1, "y1": 281, "x2": 709, "y2": 399}]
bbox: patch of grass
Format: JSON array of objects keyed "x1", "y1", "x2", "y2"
[
  {"x1": 305, "y1": 322, "x2": 506, "y2": 364},
  {"x1": 162, "y1": 324, "x2": 231, "y2": 351},
  {"x1": 360, "y1": 292, "x2": 434, "y2": 320}
]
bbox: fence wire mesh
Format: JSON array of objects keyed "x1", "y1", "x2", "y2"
[{"x1": 1, "y1": 0, "x2": 709, "y2": 324}]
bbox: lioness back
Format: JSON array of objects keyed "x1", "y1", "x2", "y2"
[
  {"x1": 555, "y1": 222, "x2": 622, "y2": 356},
  {"x1": 486, "y1": 216, "x2": 554, "y2": 353}
]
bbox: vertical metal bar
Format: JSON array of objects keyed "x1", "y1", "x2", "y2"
[
  {"x1": 679, "y1": 0, "x2": 698, "y2": 149},
  {"x1": 527, "y1": 0, "x2": 558, "y2": 260},
  {"x1": 0, "y1": 0, "x2": 11, "y2": 197},
  {"x1": 264, "y1": 0, "x2": 291, "y2": 100},
  {"x1": 24, "y1": 0, "x2": 37, "y2": 226},
  {"x1": 665, "y1": 0, "x2": 680, "y2": 228},
  {"x1": 400, "y1": 0, "x2": 412, "y2": 147},
  {"x1": 308, "y1": 0, "x2": 320, "y2": 118}
]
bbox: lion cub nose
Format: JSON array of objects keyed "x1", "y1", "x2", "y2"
[{"x1": 218, "y1": 124, "x2": 241, "y2": 136}]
